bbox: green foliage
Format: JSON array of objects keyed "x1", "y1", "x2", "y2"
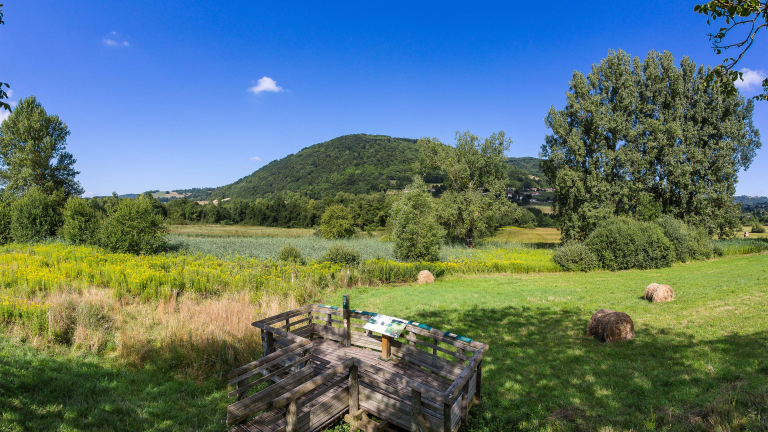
[
  {"x1": 10, "y1": 188, "x2": 64, "y2": 243},
  {"x1": 420, "y1": 131, "x2": 519, "y2": 247},
  {"x1": 694, "y1": 0, "x2": 768, "y2": 102},
  {"x1": 751, "y1": 221, "x2": 766, "y2": 233},
  {"x1": 0, "y1": 96, "x2": 83, "y2": 197},
  {"x1": 98, "y1": 196, "x2": 168, "y2": 254},
  {"x1": 654, "y1": 216, "x2": 695, "y2": 262},
  {"x1": 277, "y1": 243, "x2": 306, "y2": 265},
  {"x1": 552, "y1": 242, "x2": 598, "y2": 271},
  {"x1": 390, "y1": 177, "x2": 444, "y2": 262},
  {"x1": 211, "y1": 134, "x2": 423, "y2": 200},
  {"x1": 62, "y1": 197, "x2": 101, "y2": 245},
  {"x1": 584, "y1": 217, "x2": 675, "y2": 270},
  {"x1": 0, "y1": 202, "x2": 11, "y2": 244},
  {"x1": 319, "y1": 204, "x2": 355, "y2": 239},
  {"x1": 542, "y1": 50, "x2": 761, "y2": 241},
  {"x1": 319, "y1": 244, "x2": 361, "y2": 265}
]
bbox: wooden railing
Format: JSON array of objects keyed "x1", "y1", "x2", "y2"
[{"x1": 226, "y1": 298, "x2": 488, "y2": 432}]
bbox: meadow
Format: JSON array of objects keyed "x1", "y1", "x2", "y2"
[
  {"x1": 1, "y1": 252, "x2": 767, "y2": 431},
  {"x1": 2, "y1": 225, "x2": 768, "y2": 431}
]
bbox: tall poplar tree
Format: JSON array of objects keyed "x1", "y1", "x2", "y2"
[{"x1": 542, "y1": 50, "x2": 761, "y2": 241}]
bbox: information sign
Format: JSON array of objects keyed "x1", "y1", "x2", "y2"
[{"x1": 363, "y1": 313, "x2": 407, "y2": 338}]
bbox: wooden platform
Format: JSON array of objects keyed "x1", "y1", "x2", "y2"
[{"x1": 225, "y1": 299, "x2": 488, "y2": 432}]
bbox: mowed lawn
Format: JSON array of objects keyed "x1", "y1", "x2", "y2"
[{"x1": 322, "y1": 253, "x2": 768, "y2": 431}]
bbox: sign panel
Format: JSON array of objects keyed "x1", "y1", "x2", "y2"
[{"x1": 363, "y1": 313, "x2": 407, "y2": 338}]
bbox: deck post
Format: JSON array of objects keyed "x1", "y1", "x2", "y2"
[
  {"x1": 349, "y1": 363, "x2": 359, "y2": 432},
  {"x1": 457, "y1": 347, "x2": 465, "y2": 366},
  {"x1": 433, "y1": 338, "x2": 438, "y2": 356},
  {"x1": 381, "y1": 335, "x2": 392, "y2": 361},
  {"x1": 285, "y1": 318, "x2": 291, "y2": 332},
  {"x1": 443, "y1": 401, "x2": 451, "y2": 432},
  {"x1": 286, "y1": 400, "x2": 298, "y2": 432},
  {"x1": 265, "y1": 330, "x2": 275, "y2": 356},
  {"x1": 343, "y1": 294, "x2": 351, "y2": 348},
  {"x1": 411, "y1": 389, "x2": 422, "y2": 432},
  {"x1": 460, "y1": 379, "x2": 469, "y2": 424},
  {"x1": 476, "y1": 360, "x2": 483, "y2": 401}
]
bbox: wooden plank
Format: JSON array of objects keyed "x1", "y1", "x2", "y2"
[
  {"x1": 255, "y1": 305, "x2": 314, "y2": 325},
  {"x1": 311, "y1": 314, "x2": 344, "y2": 325},
  {"x1": 405, "y1": 325, "x2": 478, "y2": 352},
  {"x1": 350, "y1": 333, "x2": 383, "y2": 351},
  {"x1": 393, "y1": 345, "x2": 462, "y2": 380},
  {"x1": 227, "y1": 367, "x2": 313, "y2": 426},
  {"x1": 271, "y1": 358, "x2": 357, "y2": 410},
  {"x1": 443, "y1": 347, "x2": 485, "y2": 402},
  {"x1": 360, "y1": 362, "x2": 446, "y2": 403},
  {"x1": 312, "y1": 306, "x2": 343, "y2": 317},
  {"x1": 404, "y1": 333, "x2": 471, "y2": 362},
  {"x1": 314, "y1": 324, "x2": 346, "y2": 343},
  {"x1": 460, "y1": 379, "x2": 469, "y2": 424},
  {"x1": 227, "y1": 340, "x2": 311, "y2": 380},
  {"x1": 229, "y1": 353, "x2": 312, "y2": 398},
  {"x1": 274, "y1": 316, "x2": 312, "y2": 331},
  {"x1": 359, "y1": 374, "x2": 442, "y2": 414},
  {"x1": 360, "y1": 392, "x2": 411, "y2": 430},
  {"x1": 252, "y1": 322, "x2": 309, "y2": 345},
  {"x1": 308, "y1": 385, "x2": 349, "y2": 430}
]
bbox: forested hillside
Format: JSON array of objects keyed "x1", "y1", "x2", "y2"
[
  {"x1": 505, "y1": 157, "x2": 547, "y2": 188},
  {"x1": 211, "y1": 134, "x2": 421, "y2": 200}
]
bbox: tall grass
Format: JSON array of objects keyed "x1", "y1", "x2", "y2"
[
  {"x1": 1, "y1": 288, "x2": 297, "y2": 380},
  {"x1": 713, "y1": 238, "x2": 768, "y2": 256}
]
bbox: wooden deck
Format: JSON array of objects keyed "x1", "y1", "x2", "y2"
[{"x1": 225, "y1": 298, "x2": 488, "y2": 432}]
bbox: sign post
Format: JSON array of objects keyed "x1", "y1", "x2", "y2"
[{"x1": 363, "y1": 313, "x2": 407, "y2": 361}]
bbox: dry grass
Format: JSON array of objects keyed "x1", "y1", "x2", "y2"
[
  {"x1": 8, "y1": 288, "x2": 299, "y2": 380},
  {"x1": 741, "y1": 225, "x2": 768, "y2": 238},
  {"x1": 169, "y1": 224, "x2": 315, "y2": 238}
]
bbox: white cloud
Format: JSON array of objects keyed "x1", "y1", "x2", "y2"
[
  {"x1": 248, "y1": 76, "x2": 284, "y2": 94},
  {"x1": 249, "y1": 156, "x2": 262, "y2": 161},
  {"x1": 103, "y1": 32, "x2": 129, "y2": 47},
  {"x1": 735, "y1": 68, "x2": 767, "y2": 90}
]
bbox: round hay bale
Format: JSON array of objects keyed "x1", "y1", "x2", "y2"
[
  {"x1": 417, "y1": 270, "x2": 435, "y2": 284},
  {"x1": 587, "y1": 309, "x2": 634, "y2": 343},
  {"x1": 644, "y1": 283, "x2": 674, "y2": 302}
]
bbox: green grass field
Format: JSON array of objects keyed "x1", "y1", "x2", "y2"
[
  {"x1": 491, "y1": 227, "x2": 561, "y2": 246},
  {"x1": 320, "y1": 253, "x2": 768, "y2": 431}
]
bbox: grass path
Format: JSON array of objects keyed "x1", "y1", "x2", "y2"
[{"x1": 322, "y1": 253, "x2": 768, "y2": 431}]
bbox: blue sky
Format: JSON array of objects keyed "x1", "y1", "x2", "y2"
[{"x1": 1, "y1": 0, "x2": 766, "y2": 196}]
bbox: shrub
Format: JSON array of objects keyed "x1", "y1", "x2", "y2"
[
  {"x1": 62, "y1": 196, "x2": 102, "y2": 245},
  {"x1": 99, "y1": 196, "x2": 168, "y2": 254},
  {"x1": 654, "y1": 215, "x2": 692, "y2": 262},
  {"x1": 689, "y1": 226, "x2": 713, "y2": 260},
  {"x1": 319, "y1": 244, "x2": 361, "y2": 265},
  {"x1": 10, "y1": 188, "x2": 64, "y2": 243},
  {"x1": 553, "y1": 242, "x2": 598, "y2": 271},
  {"x1": 0, "y1": 202, "x2": 11, "y2": 245},
  {"x1": 584, "y1": 217, "x2": 675, "y2": 270},
  {"x1": 277, "y1": 244, "x2": 306, "y2": 265},
  {"x1": 389, "y1": 177, "x2": 444, "y2": 262},
  {"x1": 751, "y1": 221, "x2": 766, "y2": 234},
  {"x1": 713, "y1": 243, "x2": 725, "y2": 257},
  {"x1": 319, "y1": 205, "x2": 355, "y2": 239}
]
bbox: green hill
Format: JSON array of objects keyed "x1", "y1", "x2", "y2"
[
  {"x1": 505, "y1": 157, "x2": 547, "y2": 188},
  {"x1": 211, "y1": 134, "x2": 421, "y2": 200}
]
